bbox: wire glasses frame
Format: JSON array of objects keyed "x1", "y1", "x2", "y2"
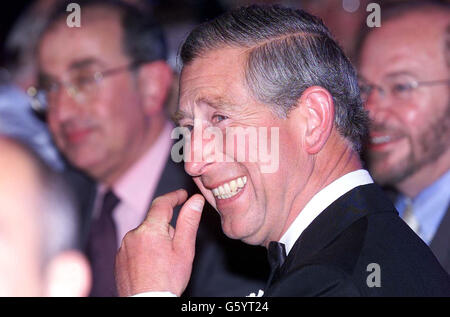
[
  {"x1": 358, "y1": 78, "x2": 450, "y2": 104},
  {"x1": 28, "y1": 60, "x2": 143, "y2": 118}
]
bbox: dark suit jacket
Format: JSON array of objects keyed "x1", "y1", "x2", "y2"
[
  {"x1": 430, "y1": 205, "x2": 450, "y2": 275},
  {"x1": 67, "y1": 156, "x2": 269, "y2": 297},
  {"x1": 265, "y1": 184, "x2": 450, "y2": 296}
]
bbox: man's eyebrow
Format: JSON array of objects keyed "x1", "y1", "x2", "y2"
[
  {"x1": 173, "y1": 96, "x2": 241, "y2": 125},
  {"x1": 68, "y1": 58, "x2": 104, "y2": 71},
  {"x1": 37, "y1": 58, "x2": 104, "y2": 85},
  {"x1": 172, "y1": 109, "x2": 191, "y2": 125},
  {"x1": 197, "y1": 96, "x2": 240, "y2": 112},
  {"x1": 37, "y1": 71, "x2": 55, "y2": 82},
  {"x1": 384, "y1": 71, "x2": 418, "y2": 79}
]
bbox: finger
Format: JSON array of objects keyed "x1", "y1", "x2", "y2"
[
  {"x1": 173, "y1": 194, "x2": 205, "y2": 256},
  {"x1": 144, "y1": 189, "x2": 188, "y2": 226}
]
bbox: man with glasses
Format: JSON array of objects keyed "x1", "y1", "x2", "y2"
[
  {"x1": 36, "y1": 0, "x2": 268, "y2": 296},
  {"x1": 358, "y1": 1, "x2": 450, "y2": 274}
]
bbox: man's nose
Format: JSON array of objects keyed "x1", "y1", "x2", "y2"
[
  {"x1": 51, "y1": 89, "x2": 83, "y2": 121},
  {"x1": 184, "y1": 127, "x2": 217, "y2": 177}
]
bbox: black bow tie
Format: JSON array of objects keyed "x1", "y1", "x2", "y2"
[{"x1": 267, "y1": 241, "x2": 287, "y2": 272}]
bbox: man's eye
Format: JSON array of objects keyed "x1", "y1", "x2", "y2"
[
  {"x1": 212, "y1": 114, "x2": 228, "y2": 124},
  {"x1": 391, "y1": 83, "x2": 413, "y2": 94},
  {"x1": 39, "y1": 79, "x2": 59, "y2": 93},
  {"x1": 74, "y1": 76, "x2": 95, "y2": 89},
  {"x1": 182, "y1": 124, "x2": 194, "y2": 132}
]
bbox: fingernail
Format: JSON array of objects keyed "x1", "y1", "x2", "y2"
[{"x1": 190, "y1": 200, "x2": 204, "y2": 212}]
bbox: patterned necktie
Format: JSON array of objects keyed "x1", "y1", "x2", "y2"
[
  {"x1": 266, "y1": 241, "x2": 287, "y2": 288},
  {"x1": 87, "y1": 190, "x2": 120, "y2": 297}
]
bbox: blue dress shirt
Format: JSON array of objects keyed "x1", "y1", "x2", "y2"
[{"x1": 395, "y1": 169, "x2": 450, "y2": 245}]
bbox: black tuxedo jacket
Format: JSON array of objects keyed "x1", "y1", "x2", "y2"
[
  {"x1": 67, "y1": 157, "x2": 269, "y2": 297},
  {"x1": 265, "y1": 184, "x2": 450, "y2": 296}
]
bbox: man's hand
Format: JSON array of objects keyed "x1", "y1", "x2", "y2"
[{"x1": 115, "y1": 189, "x2": 205, "y2": 297}]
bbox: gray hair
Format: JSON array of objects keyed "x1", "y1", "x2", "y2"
[{"x1": 180, "y1": 5, "x2": 369, "y2": 152}]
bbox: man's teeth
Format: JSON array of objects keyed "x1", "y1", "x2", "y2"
[
  {"x1": 371, "y1": 136, "x2": 392, "y2": 144},
  {"x1": 212, "y1": 176, "x2": 247, "y2": 200}
]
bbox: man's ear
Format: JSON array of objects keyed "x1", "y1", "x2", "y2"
[
  {"x1": 137, "y1": 60, "x2": 174, "y2": 115},
  {"x1": 299, "y1": 86, "x2": 334, "y2": 154},
  {"x1": 44, "y1": 251, "x2": 91, "y2": 297}
]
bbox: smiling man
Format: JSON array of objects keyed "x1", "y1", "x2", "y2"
[
  {"x1": 115, "y1": 5, "x2": 450, "y2": 296},
  {"x1": 358, "y1": 1, "x2": 450, "y2": 273}
]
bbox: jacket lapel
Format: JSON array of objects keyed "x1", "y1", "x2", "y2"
[{"x1": 269, "y1": 183, "x2": 396, "y2": 287}]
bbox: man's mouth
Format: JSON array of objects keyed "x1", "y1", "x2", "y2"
[
  {"x1": 370, "y1": 135, "x2": 392, "y2": 145},
  {"x1": 65, "y1": 129, "x2": 93, "y2": 143},
  {"x1": 368, "y1": 130, "x2": 404, "y2": 150},
  {"x1": 211, "y1": 176, "x2": 247, "y2": 200}
]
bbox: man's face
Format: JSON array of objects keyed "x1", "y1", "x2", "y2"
[
  {"x1": 178, "y1": 47, "x2": 310, "y2": 246},
  {"x1": 359, "y1": 12, "x2": 450, "y2": 186},
  {"x1": 38, "y1": 9, "x2": 149, "y2": 182}
]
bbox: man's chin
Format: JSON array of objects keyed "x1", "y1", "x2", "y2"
[
  {"x1": 220, "y1": 221, "x2": 264, "y2": 246},
  {"x1": 66, "y1": 152, "x2": 106, "y2": 176},
  {"x1": 371, "y1": 164, "x2": 412, "y2": 187}
]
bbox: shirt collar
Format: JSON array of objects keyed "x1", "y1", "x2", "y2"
[
  {"x1": 279, "y1": 169, "x2": 374, "y2": 255},
  {"x1": 396, "y1": 169, "x2": 450, "y2": 244}
]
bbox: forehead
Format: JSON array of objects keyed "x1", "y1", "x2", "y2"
[
  {"x1": 38, "y1": 7, "x2": 128, "y2": 72},
  {"x1": 359, "y1": 12, "x2": 449, "y2": 80},
  {"x1": 179, "y1": 47, "x2": 252, "y2": 112}
]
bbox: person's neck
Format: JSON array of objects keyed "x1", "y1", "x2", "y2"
[
  {"x1": 101, "y1": 115, "x2": 167, "y2": 187},
  {"x1": 276, "y1": 138, "x2": 363, "y2": 245},
  {"x1": 396, "y1": 148, "x2": 450, "y2": 199}
]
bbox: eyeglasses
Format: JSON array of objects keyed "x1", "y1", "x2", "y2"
[
  {"x1": 28, "y1": 61, "x2": 142, "y2": 117},
  {"x1": 358, "y1": 77, "x2": 450, "y2": 104}
]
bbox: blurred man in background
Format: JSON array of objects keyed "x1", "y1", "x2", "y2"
[
  {"x1": 358, "y1": 0, "x2": 450, "y2": 273},
  {"x1": 36, "y1": 0, "x2": 268, "y2": 296},
  {"x1": 0, "y1": 137, "x2": 91, "y2": 296}
]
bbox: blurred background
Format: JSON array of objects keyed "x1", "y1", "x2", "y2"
[{"x1": 0, "y1": 0, "x2": 419, "y2": 74}]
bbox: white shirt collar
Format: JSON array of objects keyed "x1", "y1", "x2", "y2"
[{"x1": 279, "y1": 169, "x2": 374, "y2": 255}]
